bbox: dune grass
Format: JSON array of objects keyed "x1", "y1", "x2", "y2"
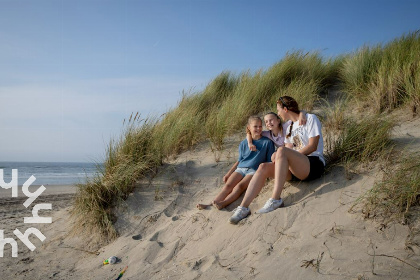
[
  {"x1": 71, "y1": 115, "x2": 160, "y2": 241},
  {"x1": 325, "y1": 114, "x2": 395, "y2": 166},
  {"x1": 341, "y1": 31, "x2": 420, "y2": 113},
  {"x1": 361, "y1": 151, "x2": 420, "y2": 222}
]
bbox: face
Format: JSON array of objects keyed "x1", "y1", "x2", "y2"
[
  {"x1": 277, "y1": 103, "x2": 288, "y2": 120},
  {"x1": 264, "y1": 114, "x2": 281, "y2": 131},
  {"x1": 248, "y1": 120, "x2": 262, "y2": 136}
]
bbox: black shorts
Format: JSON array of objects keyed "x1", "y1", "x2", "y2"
[{"x1": 290, "y1": 156, "x2": 325, "y2": 181}]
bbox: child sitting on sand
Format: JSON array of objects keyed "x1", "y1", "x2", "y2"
[{"x1": 197, "y1": 115, "x2": 275, "y2": 210}]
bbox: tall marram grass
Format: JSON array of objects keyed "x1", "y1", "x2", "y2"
[
  {"x1": 341, "y1": 31, "x2": 420, "y2": 113},
  {"x1": 155, "y1": 72, "x2": 239, "y2": 156},
  {"x1": 325, "y1": 115, "x2": 394, "y2": 166},
  {"x1": 361, "y1": 151, "x2": 420, "y2": 222},
  {"x1": 71, "y1": 115, "x2": 160, "y2": 241}
]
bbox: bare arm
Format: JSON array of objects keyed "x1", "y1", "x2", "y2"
[
  {"x1": 297, "y1": 136, "x2": 319, "y2": 155},
  {"x1": 246, "y1": 127, "x2": 256, "y2": 151}
]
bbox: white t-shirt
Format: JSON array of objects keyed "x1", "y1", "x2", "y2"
[
  {"x1": 261, "y1": 121, "x2": 291, "y2": 148},
  {"x1": 284, "y1": 114, "x2": 325, "y2": 165}
]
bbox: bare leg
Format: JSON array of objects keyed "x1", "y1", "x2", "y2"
[
  {"x1": 196, "y1": 172, "x2": 243, "y2": 210},
  {"x1": 197, "y1": 172, "x2": 244, "y2": 210},
  {"x1": 212, "y1": 172, "x2": 244, "y2": 202},
  {"x1": 272, "y1": 147, "x2": 310, "y2": 200},
  {"x1": 240, "y1": 163, "x2": 275, "y2": 208},
  {"x1": 213, "y1": 175, "x2": 253, "y2": 209}
]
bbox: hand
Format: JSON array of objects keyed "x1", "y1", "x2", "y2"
[
  {"x1": 223, "y1": 173, "x2": 230, "y2": 183},
  {"x1": 248, "y1": 144, "x2": 257, "y2": 151},
  {"x1": 271, "y1": 151, "x2": 277, "y2": 163},
  {"x1": 299, "y1": 111, "x2": 307, "y2": 125}
]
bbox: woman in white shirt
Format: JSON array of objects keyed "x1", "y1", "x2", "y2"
[{"x1": 230, "y1": 96, "x2": 325, "y2": 224}]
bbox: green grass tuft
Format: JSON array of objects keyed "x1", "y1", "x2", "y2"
[
  {"x1": 325, "y1": 115, "x2": 394, "y2": 166},
  {"x1": 362, "y1": 151, "x2": 420, "y2": 222},
  {"x1": 341, "y1": 31, "x2": 420, "y2": 113}
]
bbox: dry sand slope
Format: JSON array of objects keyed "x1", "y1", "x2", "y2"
[{"x1": 2, "y1": 117, "x2": 420, "y2": 280}]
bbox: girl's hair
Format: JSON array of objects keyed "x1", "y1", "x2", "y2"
[
  {"x1": 246, "y1": 115, "x2": 262, "y2": 134},
  {"x1": 276, "y1": 96, "x2": 300, "y2": 138},
  {"x1": 264, "y1": 112, "x2": 283, "y2": 135},
  {"x1": 248, "y1": 115, "x2": 262, "y2": 125}
]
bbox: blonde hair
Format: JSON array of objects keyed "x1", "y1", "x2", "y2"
[
  {"x1": 248, "y1": 115, "x2": 262, "y2": 125},
  {"x1": 246, "y1": 115, "x2": 262, "y2": 134}
]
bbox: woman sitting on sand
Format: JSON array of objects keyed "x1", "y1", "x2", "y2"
[
  {"x1": 197, "y1": 115, "x2": 275, "y2": 210},
  {"x1": 229, "y1": 96, "x2": 325, "y2": 224}
]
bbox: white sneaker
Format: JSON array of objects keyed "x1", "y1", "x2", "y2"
[
  {"x1": 256, "y1": 198, "x2": 284, "y2": 214},
  {"x1": 229, "y1": 206, "x2": 250, "y2": 224}
]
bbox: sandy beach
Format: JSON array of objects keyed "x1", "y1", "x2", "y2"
[
  {"x1": 0, "y1": 185, "x2": 76, "y2": 278},
  {"x1": 0, "y1": 118, "x2": 419, "y2": 279}
]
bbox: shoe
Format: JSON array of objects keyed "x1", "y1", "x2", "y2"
[
  {"x1": 256, "y1": 198, "x2": 284, "y2": 214},
  {"x1": 229, "y1": 206, "x2": 250, "y2": 224}
]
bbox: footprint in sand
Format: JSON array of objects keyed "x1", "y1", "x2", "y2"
[
  {"x1": 149, "y1": 231, "x2": 164, "y2": 247},
  {"x1": 172, "y1": 215, "x2": 179, "y2": 221},
  {"x1": 132, "y1": 233, "x2": 142, "y2": 240}
]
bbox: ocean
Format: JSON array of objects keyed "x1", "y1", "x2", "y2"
[{"x1": 0, "y1": 162, "x2": 101, "y2": 186}]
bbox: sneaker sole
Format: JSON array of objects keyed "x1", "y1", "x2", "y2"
[
  {"x1": 256, "y1": 202, "x2": 285, "y2": 214},
  {"x1": 229, "y1": 213, "x2": 250, "y2": 224}
]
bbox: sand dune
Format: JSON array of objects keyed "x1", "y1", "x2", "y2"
[{"x1": 1, "y1": 118, "x2": 420, "y2": 279}]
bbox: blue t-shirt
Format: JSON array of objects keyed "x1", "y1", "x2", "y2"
[{"x1": 237, "y1": 136, "x2": 275, "y2": 170}]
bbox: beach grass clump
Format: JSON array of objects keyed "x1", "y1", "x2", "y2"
[
  {"x1": 72, "y1": 175, "x2": 118, "y2": 241},
  {"x1": 340, "y1": 45, "x2": 384, "y2": 98},
  {"x1": 71, "y1": 115, "x2": 159, "y2": 241},
  {"x1": 153, "y1": 104, "x2": 204, "y2": 157},
  {"x1": 319, "y1": 96, "x2": 349, "y2": 131},
  {"x1": 341, "y1": 31, "x2": 420, "y2": 113},
  {"x1": 156, "y1": 71, "x2": 240, "y2": 156},
  {"x1": 402, "y1": 60, "x2": 420, "y2": 114},
  {"x1": 362, "y1": 151, "x2": 420, "y2": 222},
  {"x1": 325, "y1": 115, "x2": 394, "y2": 166},
  {"x1": 262, "y1": 51, "x2": 340, "y2": 106},
  {"x1": 206, "y1": 106, "x2": 230, "y2": 152}
]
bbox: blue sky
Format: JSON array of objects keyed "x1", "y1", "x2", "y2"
[{"x1": 0, "y1": 0, "x2": 419, "y2": 162}]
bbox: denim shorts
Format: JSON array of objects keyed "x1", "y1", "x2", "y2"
[{"x1": 235, "y1": 167, "x2": 257, "y2": 177}]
